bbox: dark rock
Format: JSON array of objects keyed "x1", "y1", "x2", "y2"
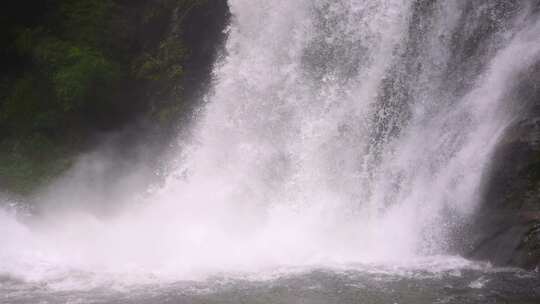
[
  {"x1": 466, "y1": 211, "x2": 540, "y2": 269},
  {"x1": 466, "y1": 61, "x2": 540, "y2": 270}
]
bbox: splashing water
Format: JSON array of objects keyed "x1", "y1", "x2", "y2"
[{"x1": 2, "y1": 0, "x2": 540, "y2": 289}]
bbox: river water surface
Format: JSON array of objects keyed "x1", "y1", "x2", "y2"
[{"x1": 2, "y1": 259, "x2": 540, "y2": 304}]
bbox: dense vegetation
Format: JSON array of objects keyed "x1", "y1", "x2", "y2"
[{"x1": 0, "y1": 0, "x2": 225, "y2": 194}]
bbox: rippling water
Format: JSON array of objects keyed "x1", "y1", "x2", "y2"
[{"x1": 2, "y1": 260, "x2": 539, "y2": 304}]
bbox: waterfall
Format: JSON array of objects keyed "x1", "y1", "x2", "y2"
[{"x1": 2, "y1": 0, "x2": 540, "y2": 286}]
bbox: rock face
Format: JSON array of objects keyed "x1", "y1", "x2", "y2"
[
  {"x1": 467, "y1": 212, "x2": 540, "y2": 269},
  {"x1": 466, "y1": 64, "x2": 540, "y2": 270}
]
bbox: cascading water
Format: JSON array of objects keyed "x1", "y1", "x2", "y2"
[{"x1": 2, "y1": 0, "x2": 540, "y2": 300}]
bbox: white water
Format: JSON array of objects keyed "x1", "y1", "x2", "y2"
[{"x1": 2, "y1": 0, "x2": 540, "y2": 289}]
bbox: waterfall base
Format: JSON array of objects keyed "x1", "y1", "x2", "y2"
[{"x1": 2, "y1": 260, "x2": 539, "y2": 304}]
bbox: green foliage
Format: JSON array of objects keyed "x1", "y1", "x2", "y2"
[
  {"x1": 0, "y1": 74, "x2": 57, "y2": 133},
  {"x1": 134, "y1": 39, "x2": 186, "y2": 82},
  {"x1": 0, "y1": 136, "x2": 73, "y2": 194},
  {"x1": 2, "y1": 34, "x2": 120, "y2": 132},
  {"x1": 0, "y1": 0, "x2": 121, "y2": 193},
  {"x1": 0, "y1": 0, "x2": 201, "y2": 194},
  {"x1": 3, "y1": 0, "x2": 121, "y2": 132},
  {"x1": 155, "y1": 103, "x2": 185, "y2": 128},
  {"x1": 58, "y1": 0, "x2": 115, "y2": 46},
  {"x1": 52, "y1": 46, "x2": 120, "y2": 111}
]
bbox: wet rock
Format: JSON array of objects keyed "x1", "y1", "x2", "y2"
[
  {"x1": 467, "y1": 61, "x2": 540, "y2": 270},
  {"x1": 466, "y1": 212, "x2": 540, "y2": 269}
]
